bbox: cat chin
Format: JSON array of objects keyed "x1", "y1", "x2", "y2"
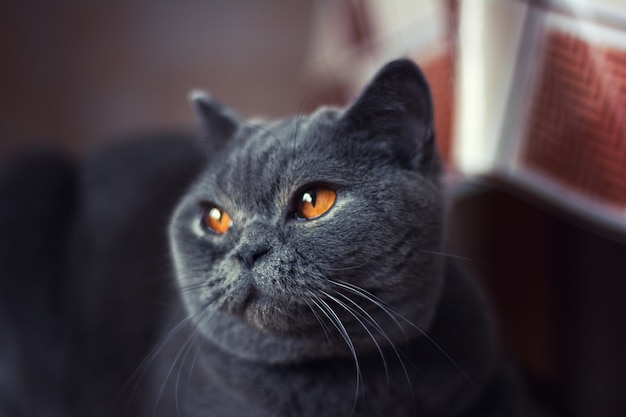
[
  {"x1": 195, "y1": 293, "x2": 437, "y2": 365},
  {"x1": 242, "y1": 297, "x2": 303, "y2": 334},
  {"x1": 199, "y1": 310, "x2": 344, "y2": 364}
]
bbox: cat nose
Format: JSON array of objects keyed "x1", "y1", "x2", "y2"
[{"x1": 237, "y1": 245, "x2": 270, "y2": 269}]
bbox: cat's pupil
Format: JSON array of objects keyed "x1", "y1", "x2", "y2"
[{"x1": 296, "y1": 187, "x2": 336, "y2": 220}]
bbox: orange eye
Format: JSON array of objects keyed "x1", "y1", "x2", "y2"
[
  {"x1": 203, "y1": 206, "x2": 232, "y2": 234},
  {"x1": 296, "y1": 187, "x2": 336, "y2": 220}
]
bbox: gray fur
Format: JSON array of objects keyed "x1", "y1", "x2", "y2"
[
  {"x1": 0, "y1": 59, "x2": 520, "y2": 417},
  {"x1": 162, "y1": 59, "x2": 520, "y2": 416}
]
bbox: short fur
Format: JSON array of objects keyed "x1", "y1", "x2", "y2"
[{"x1": 0, "y1": 59, "x2": 520, "y2": 417}]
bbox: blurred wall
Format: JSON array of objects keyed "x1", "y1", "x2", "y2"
[{"x1": 0, "y1": 0, "x2": 315, "y2": 156}]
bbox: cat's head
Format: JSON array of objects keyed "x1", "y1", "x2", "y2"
[{"x1": 169, "y1": 59, "x2": 444, "y2": 364}]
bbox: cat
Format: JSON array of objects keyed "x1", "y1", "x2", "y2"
[
  {"x1": 0, "y1": 59, "x2": 520, "y2": 417},
  {"x1": 156, "y1": 58, "x2": 520, "y2": 416}
]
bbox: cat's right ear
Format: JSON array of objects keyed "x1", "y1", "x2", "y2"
[{"x1": 189, "y1": 90, "x2": 241, "y2": 151}]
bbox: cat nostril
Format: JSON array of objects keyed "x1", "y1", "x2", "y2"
[{"x1": 238, "y1": 247, "x2": 270, "y2": 269}]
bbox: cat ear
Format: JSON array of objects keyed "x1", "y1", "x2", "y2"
[
  {"x1": 342, "y1": 59, "x2": 437, "y2": 171},
  {"x1": 189, "y1": 90, "x2": 241, "y2": 150}
]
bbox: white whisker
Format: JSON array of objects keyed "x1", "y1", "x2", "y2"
[
  {"x1": 329, "y1": 279, "x2": 407, "y2": 340},
  {"x1": 174, "y1": 325, "x2": 203, "y2": 417},
  {"x1": 304, "y1": 298, "x2": 333, "y2": 345},
  {"x1": 321, "y1": 290, "x2": 390, "y2": 385},
  {"x1": 418, "y1": 249, "x2": 484, "y2": 263},
  {"x1": 330, "y1": 279, "x2": 479, "y2": 391},
  {"x1": 311, "y1": 296, "x2": 361, "y2": 416},
  {"x1": 332, "y1": 290, "x2": 416, "y2": 412},
  {"x1": 185, "y1": 330, "x2": 206, "y2": 405},
  {"x1": 118, "y1": 308, "x2": 206, "y2": 417},
  {"x1": 320, "y1": 262, "x2": 369, "y2": 272},
  {"x1": 152, "y1": 309, "x2": 209, "y2": 417}
]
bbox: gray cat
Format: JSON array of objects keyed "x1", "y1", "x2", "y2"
[
  {"x1": 158, "y1": 59, "x2": 520, "y2": 416},
  {"x1": 0, "y1": 59, "x2": 519, "y2": 417}
]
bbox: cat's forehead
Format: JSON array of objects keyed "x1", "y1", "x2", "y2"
[
  {"x1": 200, "y1": 108, "x2": 350, "y2": 210},
  {"x1": 254, "y1": 109, "x2": 338, "y2": 154},
  {"x1": 239, "y1": 107, "x2": 341, "y2": 153}
]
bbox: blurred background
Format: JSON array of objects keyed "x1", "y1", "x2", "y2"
[{"x1": 1, "y1": 0, "x2": 626, "y2": 416}]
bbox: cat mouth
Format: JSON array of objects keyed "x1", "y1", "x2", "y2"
[
  {"x1": 239, "y1": 291, "x2": 320, "y2": 335},
  {"x1": 222, "y1": 274, "x2": 326, "y2": 334},
  {"x1": 240, "y1": 285, "x2": 260, "y2": 312},
  {"x1": 242, "y1": 292, "x2": 288, "y2": 332}
]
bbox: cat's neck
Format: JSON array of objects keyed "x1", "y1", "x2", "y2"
[{"x1": 175, "y1": 260, "x2": 497, "y2": 416}]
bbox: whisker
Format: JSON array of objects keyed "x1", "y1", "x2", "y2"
[
  {"x1": 321, "y1": 290, "x2": 389, "y2": 386},
  {"x1": 304, "y1": 298, "x2": 333, "y2": 345},
  {"x1": 333, "y1": 290, "x2": 417, "y2": 414},
  {"x1": 329, "y1": 280, "x2": 407, "y2": 340},
  {"x1": 292, "y1": 99, "x2": 305, "y2": 155},
  {"x1": 418, "y1": 249, "x2": 484, "y2": 263},
  {"x1": 331, "y1": 279, "x2": 479, "y2": 391},
  {"x1": 244, "y1": 122, "x2": 280, "y2": 144},
  {"x1": 152, "y1": 309, "x2": 209, "y2": 417},
  {"x1": 392, "y1": 314, "x2": 480, "y2": 391},
  {"x1": 311, "y1": 296, "x2": 361, "y2": 416},
  {"x1": 185, "y1": 331, "x2": 206, "y2": 407},
  {"x1": 319, "y1": 262, "x2": 369, "y2": 272},
  {"x1": 174, "y1": 324, "x2": 203, "y2": 417},
  {"x1": 154, "y1": 283, "x2": 208, "y2": 305},
  {"x1": 118, "y1": 309, "x2": 205, "y2": 417}
]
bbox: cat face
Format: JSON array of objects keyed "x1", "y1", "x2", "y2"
[{"x1": 169, "y1": 59, "x2": 444, "y2": 364}]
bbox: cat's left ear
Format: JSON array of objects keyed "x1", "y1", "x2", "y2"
[
  {"x1": 189, "y1": 90, "x2": 241, "y2": 152},
  {"x1": 342, "y1": 59, "x2": 436, "y2": 171}
]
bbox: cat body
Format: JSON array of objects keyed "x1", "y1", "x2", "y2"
[
  {"x1": 148, "y1": 260, "x2": 513, "y2": 417},
  {"x1": 0, "y1": 59, "x2": 519, "y2": 417},
  {"x1": 156, "y1": 59, "x2": 519, "y2": 416}
]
